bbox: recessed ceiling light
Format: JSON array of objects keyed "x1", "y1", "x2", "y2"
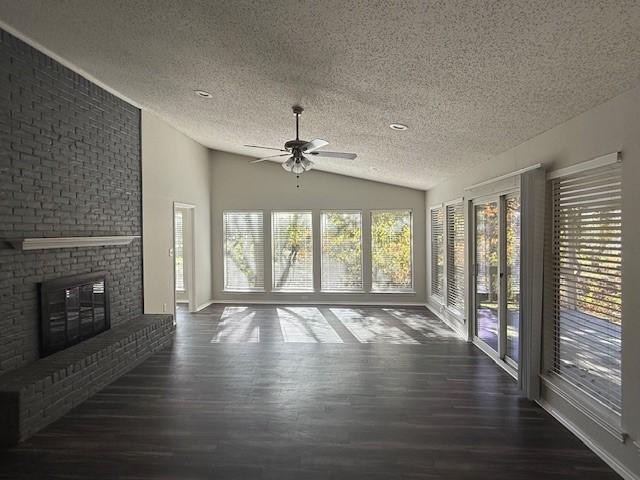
[
  {"x1": 194, "y1": 90, "x2": 212, "y2": 99},
  {"x1": 389, "y1": 123, "x2": 408, "y2": 131}
]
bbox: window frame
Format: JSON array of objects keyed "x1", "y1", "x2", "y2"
[
  {"x1": 271, "y1": 210, "x2": 315, "y2": 293},
  {"x1": 320, "y1": 209, "x2": 365, "y2": 293},
  {"x1": 222, "y1": 210, "x2": 266, "y2": 293},
  {"x1": 370, "y1": 209, "x2": 415, "y2": 294}
]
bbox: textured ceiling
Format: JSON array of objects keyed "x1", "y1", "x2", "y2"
[{"x1": 1, "y1": 1, "x2": 639, "y2": 189}]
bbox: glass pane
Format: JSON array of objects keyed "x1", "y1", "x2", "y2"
[
  {"x1": 371, "y1": 210, "x2": 413, "y2": 292},
  {"x1": 224, "y1": 212, "x2": 265, "y2": 291},
  {"x1": 272, "y1": 212, "x2": 313, "y2": 291},
  {"x1": 321, "y1": 212, "x2": 363, "y2": 291},
  {"x1": 505, "y1": 195, "x2": 521, "y2": 363},
  {"x1": 430, "y1": 208, "x2": 444, "y2": 296},
  {"x1": 65, "y1": 287, "x2": 80, "y2": 342},
  {"x1": 174, "y1": 210, "x2": 185, "y2": 291},
  {"x1": 475, "y1": 202, "x2": 499, "y2": 351}
]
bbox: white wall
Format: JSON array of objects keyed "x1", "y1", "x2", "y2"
[
  {"x1": 425, "y1": 85, "x2": 640, "y2": 478},
  {"x1": 141, "y1": 111, "x2": 212, "y2": 313},
  {"x1": 210, "y1": 150, "x2": 426, "y2": 305}
]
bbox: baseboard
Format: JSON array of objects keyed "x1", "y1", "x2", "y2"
[
  {"x1": 195, "y1": 300, "x2": 215, "y2": 311},
  {"x1": 536, "y1": 398, "x2": 639, "y2": 480},
  {"x1": 424, "y1": 303, "x2": 467, "y2": 340},
  {"x1": 210, "y1": 299, "x2": 427, "y2": 307}
]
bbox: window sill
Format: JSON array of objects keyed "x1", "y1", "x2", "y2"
[
  {"x1": 540, "y1": 373, "x2": 626, "y2": 443},
  {"x1": 271, "y1": 290, "x2": 315, "y2": 294},
  {"x1": 430, "y1": 293, "x2": 444, "y2": 301},
  {"x1": 223, "y1": 289, "x2": 265, "y2": 293},
  {"x1": 370, "y1": 290, "x2": 416, "y2": 295},
  {"x1": 445, "y1": 306, "x2": 465, "y2": 321},
  {"x1": 320, "y1": 290, "x2": 366, "y2": 294}
]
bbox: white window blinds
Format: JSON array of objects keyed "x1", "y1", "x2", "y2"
[
  {"x1": 223, "y1": 211, "x2": 264, "y2": 291},
  {"x1": 371, "y1": 210, "x2": 413, "y2": 292},
  {"x1": 446, "y1": 203, "x2": 464, "y2": 312},
  {"x1": 272, "y1": 212, "x2": 314, "y2": 292},
  {"x1": 430, "y1": 207, "x2": 444, "y2": 298},
  {"x1": 321, "y1": 211, "x2": 363, "y2": 292},
  {"x1": 551, "y1": 163, "x2": 622, "y2": 414},
  {"x1": 174, "y1": 210, "x2": 185, "y2": 291}
]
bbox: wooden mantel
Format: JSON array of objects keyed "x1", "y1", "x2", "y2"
[{"x1": 8, "y1": 236, "x2": 140, "y2": 251}]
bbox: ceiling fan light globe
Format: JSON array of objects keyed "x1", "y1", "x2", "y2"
[
  {"x1": 282, "y1": 157, "x2": 295, "y2": 172},
  {"x1": 291, "y1": 162, "x2": 305, "y2": 174},
  {"x1": 301, "y1": 158, "x2": 313, "y2": 171}
]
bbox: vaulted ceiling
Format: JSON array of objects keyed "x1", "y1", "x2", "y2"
[{"x1": 1, "y1": 1, "x2": 639, "y2": 189}]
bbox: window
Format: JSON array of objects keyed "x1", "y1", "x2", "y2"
[
  {"x1": 446, "y1": 202, "x2": 464, "y2": 312},
  {"x1": 371, "y1": 210, "x2": 413, "y2": 292},
  {"x1": 430, "y1": 207, "x2": 444, "y2": 298},
  {"x1": 551, "y1": 163, "x2": 622, "y2": 414},
  {"x1": 223, "y1": 211, "x2": 264, "y2": 291},
  {"x1": 174, "y1": 210, "x2": 185, "y2": 291},
  {"x1": 272, "y1": 211, "x2": 314, "y2": 291},
  {"x1": 321, "y1": 211, "x2": 363, "y2": 291}
]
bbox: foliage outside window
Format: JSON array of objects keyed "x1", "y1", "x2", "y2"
[
  {"x1": 272, "y1": 211, "x2": 314, "y2": 292},
  {"x1": 224, "y1": 211, "x2": 264, "y2": 291},
  {"x1": 371, "y1": 210, "x2": 413, "y2": 292},
  {"x1": 321, "y1": 211, "x2": 363, "y2": 291}
]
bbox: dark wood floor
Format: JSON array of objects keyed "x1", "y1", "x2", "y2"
[{"x1": 0, "y1": 305, "x2": 619, "y2": 479}]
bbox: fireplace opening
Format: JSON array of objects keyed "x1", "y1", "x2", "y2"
[{"x1": 39, "y1": 272, "x2": 110, "y2": 357}]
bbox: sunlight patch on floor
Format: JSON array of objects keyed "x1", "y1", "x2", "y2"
[
  {"x1": 330, "y1": 308, "x2": 420, "y2": 344},
  {"x1": 277, "y1": 307, "x2": 343, "y2": 343},
  {"x1": 211, "y1": 307, "x2": 259, "y2": 343}
]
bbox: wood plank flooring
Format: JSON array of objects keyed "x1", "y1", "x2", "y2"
[{"x1": 0, "y1": 305, "x2": 619, "y2": 479}]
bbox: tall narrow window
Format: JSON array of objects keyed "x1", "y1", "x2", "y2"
[
  {"x1": 551, "y1": 163, "x2": 622, "y2": 414},
  {"x1": 174, "y1": 210, "x2": 185, "y2": 291},
  {"x1": 371, "y1": 210, "x2": 413, "y2": 292},
  {"x1": 321, "y1": 211, "x2": 363, "y2": 292},
  {"x1": 446, "y1": 203, "x2": 464, "y2": 312},
  {"x1": 272, "y1": 211, "x2": 313, "y2": 292},
  {"x1": 223, "y1": 211, "x2": 264, "y2": 291},
  {"x1": 430, "y1": 207, "x2": 444, "y2": 298}
]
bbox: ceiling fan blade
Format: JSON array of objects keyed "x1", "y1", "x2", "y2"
[
  {"x1": 301, "y1": 138, "x2": 329, "y2": 153},
  {"x1": 250, "y1": 153, "x2": 290, "y2": 164},
  {"x1": 308, "y1": 151, "x2": 357, "y2": 160},
  {"x1": 244, "y1": 144, "x2": 288, "y2": 152}
]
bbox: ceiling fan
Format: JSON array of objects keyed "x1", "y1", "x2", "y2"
[{"x1": 245, "y1": 105, "x2": 357, "y2": 177}]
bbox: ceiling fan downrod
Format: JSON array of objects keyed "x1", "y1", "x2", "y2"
[{"x1": 293, "y1": 105, "x2": 303, "y2": 141}]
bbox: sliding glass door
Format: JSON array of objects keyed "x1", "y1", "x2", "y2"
[
  {"x1": 504, "y1": 194, "x2": 520, "y2": 365},
  {"x1": 474, "y1": 200, "x2": 500, "y2": 352},
  {"x1": 472, "y1": 193, "x2": 521, "y2": 374}
]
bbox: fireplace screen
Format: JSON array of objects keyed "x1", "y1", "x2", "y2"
[{"x1": 39, "y1": 272, "x2": 110, "y2": 357}]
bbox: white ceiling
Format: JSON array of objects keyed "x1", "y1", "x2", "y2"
[{"x1": 1, "y1": 1, "x2": 639, "y2": 189}]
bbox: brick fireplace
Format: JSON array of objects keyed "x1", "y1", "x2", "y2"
[{"x1": 0, "y1": 28, "x2": 143, "y2": 375}]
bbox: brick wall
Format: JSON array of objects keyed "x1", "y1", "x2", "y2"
[{"x1": 0, "y1": 29, "x2": 143, "y2": 374}]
